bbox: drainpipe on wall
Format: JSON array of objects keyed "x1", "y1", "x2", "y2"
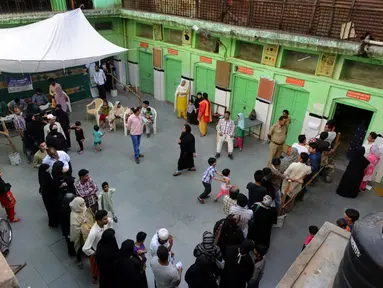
[
  {"x1": 50, "y1": 0, "x2": 67, "y2": 12},
  {"x1": 364, "y1": 40, "x2": 383, "y2": 47}
]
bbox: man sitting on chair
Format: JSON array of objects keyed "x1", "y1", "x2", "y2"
[
  {"x1": 141, "y1": 100, "x2": 154, "y2": 137},
  {"x1": 216, "y1": 111, "x2": 235, "y2": 160}
]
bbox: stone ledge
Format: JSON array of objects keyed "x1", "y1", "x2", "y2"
[
  {"x1": 277, "y1": 221, "x2": 350, "y2": 288},
  {"x1": 0, "y1": 253, "x2": 19, "y2": 288}
]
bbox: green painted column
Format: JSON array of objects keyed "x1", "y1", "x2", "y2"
[
  {"x1": 50, "y1": 0, "x2": 67, "y2": 12},
  {"x1": 93, "y1": 0, "x2": 122, "y2": 9}
]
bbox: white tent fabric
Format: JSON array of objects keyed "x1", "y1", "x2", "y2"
[{"x1": 0, "y1": 9, "x2": 127, "y2": 73}]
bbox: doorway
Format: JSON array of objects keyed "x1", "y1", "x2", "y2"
[
  {"x1": 139, "y1": 51, "x2": 154, "y2": 95},
  {"x1": 231, "y1": 75, "x2": 258, "y2": 120},
  {"x1": 165, "y1": 58, "x2": 182, "y2": 102},
  {"x1": 194, "y1": 65, "x2": 216, "y2": 102},
  {"x1": 333, "y1": 103, "x2": 373, "y2": 161}
]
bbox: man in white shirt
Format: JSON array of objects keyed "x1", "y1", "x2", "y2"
[
  {"x1": 150, "y1": 228, "x2": 174, "y2": 258},
  {"x1": 229, "y1": 193, "x2": 253, "y2": 237},
  {"x1": 42, "y1": 147, "x2": 71, "y2": 173},
  {"x1": 216, "y1": 111, "x2": 235, "y2": 160},
  {"x1": 82, "y1": 210, "x2": 113, "y2": 283},
  {"x1": 43, "y1": 114, "x2": 66, "y2": 140},
  {"x1": 281, "y1": 152, "x2": 312, "y2": 205},
  {"x1": 93, "y1": 65, "x2": 107, "y2": 100},
  {"x1": 292, "y1": 134, "x2": 308, "y2": 155}
]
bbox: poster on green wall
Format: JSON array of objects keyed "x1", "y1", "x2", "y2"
[{"x1": 5, "y1": 74, "x2": 33, "y2": 93}]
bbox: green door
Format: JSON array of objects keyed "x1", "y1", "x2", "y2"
[
  {"x1": 272, "y1": 86, "x2": 310, "y2": 145},
  {"x1": 231, "y1": 76, "x2": 258, "y2": 119},
  {"x1": 165, "y1": 58, "x2": 182, "y2": 102},
  {"x1": 139, "y1": 52, "x2": 154, "y2": 95},
  {"x1": 195, "y1": 66, "x2": 216, "y2": 102}
]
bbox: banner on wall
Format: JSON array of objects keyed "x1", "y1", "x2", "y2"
[{"x1": 5, "y1": 74, "x2": 33, "y2": 93}]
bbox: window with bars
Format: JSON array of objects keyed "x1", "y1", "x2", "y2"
[
  {"x1": 164, "y1": 28, "x2": 183, "y2": 45},
  {"x1": 137, "y1": 23, "x2": 153, "y2": 39},
  {"x1": 0, "y1": 0, "x2": 51, "y2": 13},
  {"x1": 340, "y1": 60, "x2": 383, "y2": 89},
  {"x1": 195, "y1": 34, "x2": 219, "y2": 53},
  {"x1": 235, "y1": 41, "x2": 263, "y2": 63},
  {"x1": 281, "y1": 50, "x2": 319, "y2": 75}
]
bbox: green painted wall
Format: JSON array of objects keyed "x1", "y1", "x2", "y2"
[{"x1": 93, "y1": 0, "x2": 121, "y2": 9}]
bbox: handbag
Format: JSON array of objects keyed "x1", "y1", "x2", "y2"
[{"x1": 249, "y1": 109, "x2": 257, "y2": 121}]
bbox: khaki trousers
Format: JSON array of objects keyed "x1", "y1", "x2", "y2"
[{"x1": 268, "y1": 142, "x2": 283, "y2": 167}]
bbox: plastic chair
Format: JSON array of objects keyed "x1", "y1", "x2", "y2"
[
  {"x1": 64, "y1": 92, "x2": 72, "y2": 112},
  {"x1": 151, "y1": 107, "x2": 158, "y2": 134},
  {"x1": 113, "y1": 107, "x2": 129, "y2": 132},
  {"x1": 96, "y1": 101, "x2": 113, "y2": 126},
  {"x1": 86, "y1": 98, "x2": 103, "y2": 124},
  {"x1": 123, "y1": 108, "x2": 133, "y2": 136}
]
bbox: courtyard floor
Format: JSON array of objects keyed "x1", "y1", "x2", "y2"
[{"x1": 1, "y1": 92, "x2": 382, "y2": 288}]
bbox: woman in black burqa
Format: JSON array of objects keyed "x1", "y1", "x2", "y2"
[
  {"x1": 219, "y1": 239, "x2": 255, "y2": 288},
  {"x1": 173, "y1": 124, "x2": 196, "y2": 176},
  {"x1": 336, "y1": 147, "x2": 370, "y2": 198},
  {"x1": 115, "y1": 239, "x2": 148, "y2": 288},
  {"x1": 38, "y1": 163, "x2": 59, "y2": 228},
  {"x1": 215, "y1": 214, "x2": 245, "y2": 259},
  {"x1": 46, "y1": 123, "x2": 67, "y2": 151},
  {"x1": 185, "y1": 257, "x2": 218, "y2": 288},
  {"x1": 96, "y1": 228, "x2": 120, "y2": 288}
]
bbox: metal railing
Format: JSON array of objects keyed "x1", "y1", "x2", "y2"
[
  {"x1": 122, "y1": 0, "x2": 383, "y2": 41},
  {"x1": 0, "y1": 0, "x2": 51, "y2": 13}
]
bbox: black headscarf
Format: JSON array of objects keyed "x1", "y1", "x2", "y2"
[
  {"x1": 51, "y1": 161, "x2": 64, "y2": 180},
  {"x1": 52, "y1": 161, "x2": 75, "y2": 196},
  {"x1": 180, "y1": 124, "x2": 195, "y2": 153},
  {"x1": 46, "y1": 125, "x2": 67, "y2": 151},
  {"x1": 116, "y1": 239, "x2": 147, "y2": 288},
  {"x1": 38, "y1": 163, "x2": 53, "y2": 192},
  {"x1": 54, "y1": 106, "x2": 70, "y2": 129},
  {"x1": 185, "y1": 257, "x2": 218, "y2": 288},
  {"x1": 96, "y1": 228, "x2": 119, "y2": 288}
]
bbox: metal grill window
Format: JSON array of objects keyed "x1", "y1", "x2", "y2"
[
  {"x1": 95, "y1": 22, "x2": 113, "y2": 31},
  {"x1": 122, "y1": 0, "x2": 383, "y2": 41},
  {"x1": 340, "y1": 60, "x2": 383, "y2": 89},
  {"x1": 235, "y1": 41, "x2": 263, "y2": 63},
  {"x1": 137, "y1": 23, "x2": 153, "y2": 39},
  {"x1": 281, "y1": 50, "x2": 319, "y2": 75},
  {"x1": 164, "y1": 28, "x2": 183, "y2": 45},
  {"x1": 195, "y1": 34, "x2": 219, "y2": 53},
  {"x1": 0, "y1": 0, "x2": 51, "y2": 13}
]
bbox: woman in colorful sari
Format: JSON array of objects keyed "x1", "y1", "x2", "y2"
[
  {"x1": 197, "y1": 93, "x2": 212, "y2": 137},
  {"x1": 107, "y1": 101, "x2": 125, "y2": 131},
  {"x1": 49, "y1": 78, "x2": 67, "y2": 112},
  {"x1": 235, "y1": 113, "x2": 245, "y2": 151},
  {"x1": 174, "y1": 79, "x2": 189, "y2": 120},
  {"x1": 360, "y1": 145, "x2": 381, "y2": 191}
]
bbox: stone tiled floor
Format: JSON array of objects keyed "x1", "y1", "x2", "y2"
[{"x1": 1, "y1": 92, "x2": 382, "y2": 288}]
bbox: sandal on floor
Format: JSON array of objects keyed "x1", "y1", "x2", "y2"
[
  {"x1": 173, "y1": 172, "x2": 182, "y2": 177},
  {"x1": 188, "y1": 168, "x2": 196, "y2": 171}
]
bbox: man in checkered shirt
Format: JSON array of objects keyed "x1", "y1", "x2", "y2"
[
  {"x1": 216, "y1": 111, "x2": 235, "y2": 160},
  {"x1": 75, "y1": 169, "x2": 99, "y2": 213}
]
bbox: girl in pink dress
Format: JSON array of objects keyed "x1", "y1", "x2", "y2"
[{"x1": 360, "y1": 145, "x2": 381, "y2": 191}]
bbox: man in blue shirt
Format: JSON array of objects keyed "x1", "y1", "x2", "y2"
[
  {"x1": 308, "y1": 142, "x2": 321, "y2": 174},
  {"x1": 31, "y1": 88, "x2": 48, "y2": 107},
  {"x1": 9, "y1": 98, "x2": 27, "y2": 113}
]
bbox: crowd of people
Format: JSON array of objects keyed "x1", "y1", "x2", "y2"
[{"x1": 0, "y1": 77, "x2": 381, "y2": 288}]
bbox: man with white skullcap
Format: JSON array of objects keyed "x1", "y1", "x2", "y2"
[{"x1": 149, "y1": 228, "x2": 174, "y2": 258}]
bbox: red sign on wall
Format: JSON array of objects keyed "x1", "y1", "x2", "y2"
[
  {"x1": 237, "y1": 66, "x2": 254, "y2": 76},
  {"x1": 346, "y1": 90, "x2": 371, "y2": 102},
  {"x1": 140, "y1": 42, "x2": 149, "y2": 48},
  {"x1": 286, "y1": 77, "x2": 305, "y2": 87},
  {"x1": 168, "y1": 48, "x2": 178, "y2": 56},
  {"x1": 200, "y1": 56, "x2": 212, "y2": 64}
]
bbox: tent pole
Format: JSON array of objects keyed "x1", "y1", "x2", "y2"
[{"x1": 71, "y1": 0, "x2": 75, "y2": 10}]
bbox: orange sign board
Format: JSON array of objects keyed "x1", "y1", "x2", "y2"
[
  {"x1": 286, "y1": 77, "x2": 305, "y2": 87},
  {"x1": 168, "y1": 48, "x2": 178, "y2": 56},
  {"x1": 346, "y1": 90, "x2": 371, "y2": 102},
  {"x1": 140, "y1": 42, "x2": 149, "y2": 48},
  {"x1": 200, "y1": 56, "x2": 212, "y2": 64},
  {"x1": 237, "y1": 66, "x2": 254, "y2": 76}
]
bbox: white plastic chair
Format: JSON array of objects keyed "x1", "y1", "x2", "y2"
[
  {"x1": 64, "y1": 92, "x2": 72, "y2": 112},
  {"x1": 151, "y1": 107, "x2": 157, "y2": 134},
  {"x1": 96, "y1": 101, "x2": 113, "y2": 126}
]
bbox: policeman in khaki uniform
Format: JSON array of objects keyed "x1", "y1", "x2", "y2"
[{"x1": 267, "y1": 116, "x2": 288, "y2": 167}]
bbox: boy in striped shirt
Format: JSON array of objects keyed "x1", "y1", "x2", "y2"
[{"x1": 198, "y1": 157, "x2": 223, "y2": 204}]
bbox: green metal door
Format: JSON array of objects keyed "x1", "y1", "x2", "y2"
[
  {"x1": 165, "y1": 58, "x2": 182, "y2": 102},
  {"x1": 139, "y1": 51, "x2": 154, "y2": 95},
  {"x1": 272, "y1": 86, "x2": 309, "y2": 146},
  {"x1": 195, "y1": 66, "x2": 216, "y2": 102},
  {"x1": 231, "y1": 76, "x2": 258, "y2": 119}
]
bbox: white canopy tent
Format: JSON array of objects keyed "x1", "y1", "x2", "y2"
[{"x1": 0, "y1": 8, "x2": 127, "y2": 73}]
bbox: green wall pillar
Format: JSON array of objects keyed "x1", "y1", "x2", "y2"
[
  {"x1": 50, "y1": 0, "x2": 67, "y2": 11},
  {"x1": 93, "y1": 0, "x2": 122, "y2": 9}
]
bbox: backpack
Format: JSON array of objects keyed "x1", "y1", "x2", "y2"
[{"x1": 249, "y1": 109, "x2": 257, "y2": 121}]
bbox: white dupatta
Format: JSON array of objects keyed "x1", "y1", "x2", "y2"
[{"x1": 174, "y1": 79, "x2": 190, "y2": 112}]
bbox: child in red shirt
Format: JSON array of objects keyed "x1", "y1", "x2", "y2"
[
  {"x1": 0, "y1": 169, "x2": 20, "y2": 223},
  {"x1": 302, "y1": 225, "x2": 318, "y2": 251}
]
